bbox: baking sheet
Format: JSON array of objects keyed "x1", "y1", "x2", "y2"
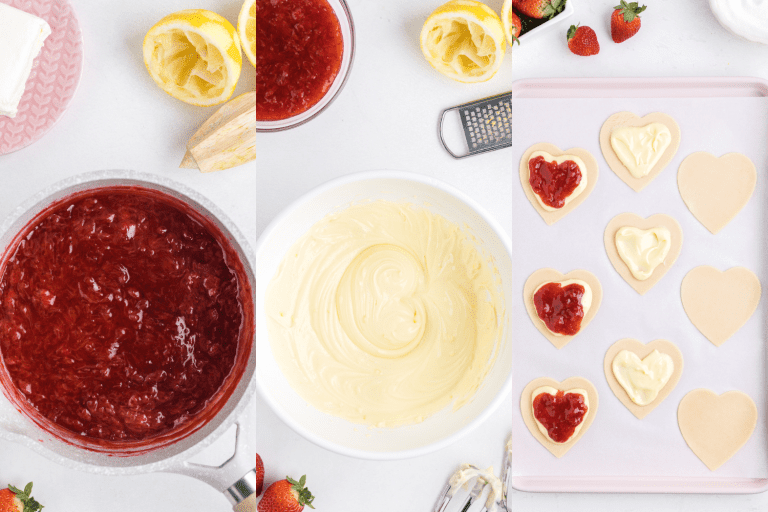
[{"x1": 508, "y1": 86, "x2": 768, "y2": 491}]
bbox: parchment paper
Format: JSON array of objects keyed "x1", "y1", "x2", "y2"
[{"x1": 509, "y1": 96, "x2": 768, "y2": 480}]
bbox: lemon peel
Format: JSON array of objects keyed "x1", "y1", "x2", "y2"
[
  {"x1": 420, "y1": 0, "x2": 506, "y2": 83},
  {"x1": 143, "y1": 9, "x2": 242, "y2": 107},
  {"x1": 238, "y1": 0, "x2": 256, "y2": 67}
]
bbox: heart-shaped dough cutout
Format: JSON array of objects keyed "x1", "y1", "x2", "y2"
[
  {"x1": 600, "y1": 112, "x2": 681, "y2": 192},
  {"x1": 678, "y1": 389, "x2": 757, "y2": 471},
  {"x1": 603, "y1": 338, "x2": 684, "y2": 419},
  {"x1": 519, "y1": 143, "x2": 599, "y2": 225},
  {"x1": 523, "y1": 268, "x2": 602, "y2": 349},
  {"x1": 681, "y1": 266, "x2": 761, "y2": 346},
  {"x1": 520, "y1": 377, "x2": 599, "y2": 458},
  {"x1": 678, "y1": 152, "x2": 756, "y2": 234},
  {"x1": 604, "y1": 213, "x2": 683, "y2": 295}
]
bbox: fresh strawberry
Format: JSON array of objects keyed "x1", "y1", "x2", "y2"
[
  {"x1": 255, "y1": 453, "x2": 265, "y2": 496},
  {"x1": 0, "y1": 483, "x2": 43, "y2": 512},
  {"x1": 567, "y1": 24, "x2": 600, "y2": 56},
  {"x1": 508, "y1": 10, "x2": 522, "y2": 45},
  {"x1": 611, "y1": 1, "x2": 646, "y2": 43},
  {"x1": 257, "y1": 475, "x2": 314, "y2": 512},
  {"x1": 512, "y1": 0, "x2": 566, "y2": 20}
]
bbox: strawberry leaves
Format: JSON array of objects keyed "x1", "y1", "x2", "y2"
[
  {"x1": 8, "y1": 483, "x2": 43, "y2": 512},
  {"x1": 286, "y1": 475, "x2": 315, "y2": 510},
  {"x1": 615, "y1": 0, "x2": 646, "y2": 23},
  {"x1": 541, "y1": 0, "x2": 566, "y2": 19}
]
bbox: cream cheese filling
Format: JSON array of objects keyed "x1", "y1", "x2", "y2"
[
  {"x1": 533, "y1": 279, "x2": 592, "y2": 337},
  {"x1": 610, "y1": 123, "x2": 672, "y2": 179},
  {"x1": 531, "y1": 386, "x2": 589, "y2": 443},
  {"x1": 265, "y1": 201, "x2": 503, "y2": 428},
  {"x1": 527, "y1": 151, "x2": 588, "y2": 212},
  {"x1": 612, "y1": 349, "x2": 674, "y2": 406},
  {"x1": 615, "y1": 226, "x2": 672, "y2": 281}
]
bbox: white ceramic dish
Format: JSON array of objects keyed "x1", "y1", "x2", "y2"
[
  {"x1": 709, "y1": 0, "x2": 768, "y2": 45},
  {"x1": 255, "y1": 171, "x2": 514, "y2": 460}
]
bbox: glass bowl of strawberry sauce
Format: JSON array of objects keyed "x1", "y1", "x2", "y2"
[
  {"x1": 0, "y1": 171, "x2": 254, "y2": 457},
  {"x1": 256, "y1": 0, "x2": 355, "y2": 132}
]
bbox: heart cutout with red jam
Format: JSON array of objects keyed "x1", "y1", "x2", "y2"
[
  {"x1": 520, "y1": 376, "x2": 599, "y2": 458},
  {"x1": 519, "y1": 143, "x2": 599, "y2": 225},
  {"x1": 523, "y1": 268, "x2": 603, "y2": 349}
]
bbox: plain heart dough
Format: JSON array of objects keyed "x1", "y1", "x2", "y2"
[
  {"x1": 523, "y1": 268, "x2": 603, "y2": 350},
  {"x1": 677, "y1": 152, "x2": 756, "y2": 234},
  {"x1": 519, "y1": 143, "x2": 599, "y2": 225},
  {"x1": 678, "y1": 389, "x2": 757, "y2": 471},
  {"x1": 604, "y1": 213, "x2": 683, "y2": 295},
  {"x1": 603, "y1": 338, "x2": 684, "y2": 419},
  {"x1": 600, "y1": 112, "x2": 681, "y2": 192},
  {"x1": 520, "y1": 376, "x2": 599, "y2": 458},
  {"x1": 680, "y1": 266, "x2": 761, "y2": 346}
]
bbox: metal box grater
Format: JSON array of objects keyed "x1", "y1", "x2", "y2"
[{"x1": 439, "y1": 92, "x2": 513, "y2": 159}]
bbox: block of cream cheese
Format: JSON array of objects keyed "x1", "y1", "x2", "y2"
[{"x1": 0, "y1": 4, "x2": 52, "y2": 118}]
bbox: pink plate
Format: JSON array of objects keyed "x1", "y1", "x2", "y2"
[{"x1": 0, "y1": 0, "x2": 83, "y2": 155}]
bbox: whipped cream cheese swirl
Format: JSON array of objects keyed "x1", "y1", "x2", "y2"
[{"x1": 266, "y1": 201, "x2": 503, "y2": 427}]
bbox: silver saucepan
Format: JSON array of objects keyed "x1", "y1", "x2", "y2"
[{"x1": 0, "y1": 170, "x2": 258, "y2": 511}]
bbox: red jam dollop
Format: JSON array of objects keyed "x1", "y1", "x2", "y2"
[
  {"x1": 256, "y1": 0, "x2": 344, "y2": 121},
  {"x1": 533, "y1": 390, "x2": 588, "y2": 443},
  {"x1": 533, "y1": 282, "x2": 585, "y2": 336},
  {"x1": 0, "y1": 187, "x2": 250, "y2": 443},
  {"x1": 528, "y1": 156, "x2": 582, "y2": 209}
]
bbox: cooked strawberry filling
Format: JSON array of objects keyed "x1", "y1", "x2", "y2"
[
  {"x1": 533, "y1": 390, "x2": 588, "y2": 443},
  {"x1": 0, "y1": 187, "x2": 249, "y2": 443},
  {"x1": 528, "y1": 155, "x2": 582, "y2": 209},
  {"x1": 533, "y1": 282, "x2": 585, "y2": 336}
]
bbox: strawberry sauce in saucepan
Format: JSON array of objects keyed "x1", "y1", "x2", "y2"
[
  {"x1": 256, "y1": 0, "x2": 344, "y2": 121},
  {"x1": 0, "y1": 186, "x2": 252, "y2": 448}
]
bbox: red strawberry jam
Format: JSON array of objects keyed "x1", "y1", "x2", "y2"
[
  {"x1": 533, "y1": 390, "x2": 588, "y2": 443},
  {"x1": 0, "y1": 187, "x2": 252, "y2": 444},
  {"x1": 528, "y1": 155, "x2": 582, "y2": 209},
  {"x1": 533, "y1": 282, "x2": 585, "y2": 336},
  {"x1": 257, "y1": 0, "x2": 344, "y2": 121}
]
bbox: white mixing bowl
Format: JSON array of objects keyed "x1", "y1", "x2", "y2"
[{"x1": 256, "y1": 171, "x2": 514, "y2": 459}]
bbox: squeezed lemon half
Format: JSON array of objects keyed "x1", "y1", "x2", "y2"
[
  {"x1": 143, "y1": 9, "x2": 242, "y2": 107},
  {"x1": 238, "y1": 0, "x2": 256, "y2": 67},
  {"x1": 501, "y1": 0, "x2": 520, "y2": 47},
  {"x1": 420, "y1": 0, "x2": 506, "y2": 83}
]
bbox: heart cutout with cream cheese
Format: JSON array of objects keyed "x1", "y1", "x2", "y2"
[
  {"x1": 681, "y1": 266, "x2": 761, "y2": 347},
  {"x1": 604, "y1": 338, "x2": 684, "y2": 419},
  {"x1": 604, "y1": 213, "x2": 683, "y2": 295},
  {"x1": 600, "y1": 112, "x2": 680, "y2": 192},
  {"x1": 677, "y1": 152, "x2": 756, "y2": 234},
  {"x1": 678, "y1": 389, "x2": 757, "y2": 471},
  {"x1": 520, "y1": 376, "x2": 599, "y2": 458},
  {"x1": 523, "y1": 268, "x2": 603, "y2": 350},
  {"x1": 519, "y1": 143, "x2": 599, "y2": 225}
]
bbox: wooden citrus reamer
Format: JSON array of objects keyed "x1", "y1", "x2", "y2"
[{"x1": 180, "y1": 91, "x2": 256, "y2": 173}]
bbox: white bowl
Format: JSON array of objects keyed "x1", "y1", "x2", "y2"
[{"x1": 256, "y1": 171, "x2": 514, "y2": 459}]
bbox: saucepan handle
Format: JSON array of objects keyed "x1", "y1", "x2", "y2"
[{"x1": 163, "y1": 417, "x2": 258, "y2": 509}]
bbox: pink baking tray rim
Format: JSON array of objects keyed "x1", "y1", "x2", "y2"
[{"x1": 507, "y1": 75, "x2": 768, "y2": 495}]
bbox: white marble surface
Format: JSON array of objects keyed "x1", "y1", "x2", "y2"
[
  {"x1": 0, "y1": 0, "x2": 256, "y2": 510},
  {"x1": 256, "y1": 0, "x2": 768, "y2": 510}
]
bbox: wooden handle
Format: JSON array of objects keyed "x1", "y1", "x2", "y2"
[{"x1": 233, "y1": 493, "x2": 258, "y2": 512}]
